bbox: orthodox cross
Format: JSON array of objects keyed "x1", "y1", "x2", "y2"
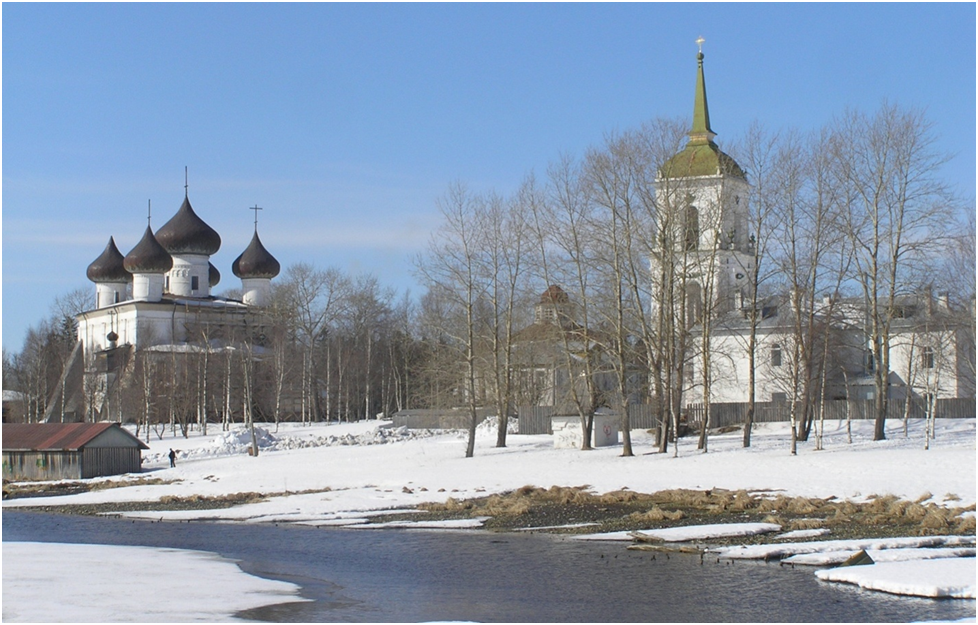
[
  {"x1": 184, "y1": 166, "x2": 189, "y2": 196},
  {"x1": 696, "y1": 36, "x2": 705, "y2": 53},
  {"x1": 147, "y1": 199, "x2": 152, "y2": 226},
  {"x1": 250, "y1": 204, "x2": 263, "y2": 231}
]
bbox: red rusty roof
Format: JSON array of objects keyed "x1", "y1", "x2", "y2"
[
  {"x1": 2, "y1": 423, "x2": 149, "y2": 451},
  {"x1": 539, "y1": 284, "x2": 569, "y2": 304}
]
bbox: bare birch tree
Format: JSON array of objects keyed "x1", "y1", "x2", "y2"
[
  {"x1": 540, "y1": 157, "x2": 611, "y2": 451},
  {"x1": 415, "y1": 182, "x2": 486, "y2": 458},
  {"x1": 475, "y1": 190, "x2": 533, "y2": 448},
  {"x1": 728, "y1": 123, "x2": 787, "y2": 447},
  {"x1": 583, "y1": 133, "x2": 651, "y2": 457},
  {"x1": 280, "y1": 263, "x2": 349, "y2": 423},
  {"x1": 831, "y1": 103, "x2": 955, "y2": 441}
]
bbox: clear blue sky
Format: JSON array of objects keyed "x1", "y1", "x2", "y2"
[{"x1": 3, "y1": 3, "x2": 975, "y2": 353}]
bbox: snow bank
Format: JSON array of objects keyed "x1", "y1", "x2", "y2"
[
  {"x1": 577, "y1": 522, "x2": 781, "y2": 542},
  {"x1": 2, "y1": 542, "x2": 305, "y2": 622},
  {"x1": 712, "y1": 535, "x2": 976, "y2": 561},
  {"x1": 350, "y1": 516, "x2": 491, "y2": 529},
  {"x1": 784, "y1": 547, "x2": 976, "y2": 566},
  {"x1": 476, "y1": 416, "x2": 519, "y2": 436},
  {"x1": 143, "y1": 423, "x2": 443, "y2": 464},
  {"x1": 777, "y1": 528, "x2": 831, "y2": 540},
  {"x1": 815, "y1": 558, "x2": 976, "y2": 599},
  {"x1": 139, "y1": 419, "x2": 518, "y2": 466}
]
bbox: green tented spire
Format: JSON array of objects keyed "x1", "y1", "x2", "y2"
[
  {"x1": 660, "y1": 38, "x2": 745, "y2": 180},
  {"x1": 689, "y1": 38, "x2": 716, "y2": 146}
]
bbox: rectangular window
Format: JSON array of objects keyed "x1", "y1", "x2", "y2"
[
  {"x1": 922, "y1": 347, "x2": 935, "y2": 369},
  {"x1": 771, "y1": 344, "x2": 782, "y2": 367},
  {"x1": 192, "y1": 276, "x2": 199, "y2": 291},
  {"x1": 771, "y1": 392, "x2": 787, "y2": 403}
]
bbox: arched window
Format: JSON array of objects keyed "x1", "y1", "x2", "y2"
[
  {"x1": 686, "y1": 282, "x2": 703, "y2": 326},
  {"x1": 685, "y1": 203, "x2": 700, "y2": 251},
  {"x1": 771, "y1": 343, "x2": 783, "y2": 367}
]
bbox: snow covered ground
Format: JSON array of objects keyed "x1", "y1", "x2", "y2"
[
  {"x1": 3, "y1": 417, "x2": 975, "y2": 619},
  {"x1": 2, "y1": 542, "x2": 305, "y2": 622}
]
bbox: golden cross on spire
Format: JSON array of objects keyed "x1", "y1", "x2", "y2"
[{"x1": 696, "y1": 36, "x2": 705, "y2": 53}]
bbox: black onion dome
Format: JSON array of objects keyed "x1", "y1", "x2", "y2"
[
  {"x1": 232, "y1": 231, "x2": 280, "y2": 279},
  {"x1": 155, "y1": 195, "x2": 221, "y2": 255},
  {"x1": 87, "y1": 237, "x2": 131, "y2": 283},
  {"x1": 208, "y1": 262, "x2": 221, "y2": 288},
  {"x1": 124, "y1": 226, "x2": 173, "y2": 274}
]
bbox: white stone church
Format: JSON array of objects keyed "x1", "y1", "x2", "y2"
[
  {"x1": 47, "y1": 189, "x2": 281, "y2": 422},
  {"x1": 658, "y1": 49, "x2": 975, "y2": 409}
]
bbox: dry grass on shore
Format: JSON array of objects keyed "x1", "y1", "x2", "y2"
[{"x1": 416, "y1": 486, "x2": 977, "y2": 537}]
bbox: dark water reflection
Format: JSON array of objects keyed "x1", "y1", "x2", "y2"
[{"x1": 3, "y1": 512, "x2": 974, "y2": 622}]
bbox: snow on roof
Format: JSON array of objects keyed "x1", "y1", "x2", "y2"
[{"x1": 3, "y1": 390, "x2": 26, "y2": 402}]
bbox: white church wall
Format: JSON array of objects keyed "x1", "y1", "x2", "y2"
[
  {"x1": 888, "y1": 327, "x2": 964, "y2": 400},
  {"x1": 77, "y1": 300, "x2": 255, "y2": 357},
  {"x1": 132, "y1": 273, "x2": 165, "y2": 302},
  {"x1": 695, "y1": 329, "x2": 794, "y2": 404},
  {"x1": 166, "y1": 254, "x2": 210, "y2": 298},
  {"x1": 95, "y1": 283, "x2": 128, "y2": 309},
  {"x1": 240, "y1": 277, "x2": 271, "y2": 307}
]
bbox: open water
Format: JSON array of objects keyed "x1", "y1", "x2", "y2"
[{"x1": 3, "y1": 511, "x2": 975, "y2": 622}]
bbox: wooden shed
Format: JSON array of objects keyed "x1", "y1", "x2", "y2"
[{"x1": 2, "y1": 423, "x2": 149, "y2": 480}]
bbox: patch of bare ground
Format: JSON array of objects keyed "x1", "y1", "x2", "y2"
[
  {"x1": 7, "y1": 487, "x2": 333, "y2": 517},
  {"x1": 372, "y1": 486, "x2": 976, "y2": 541},
  {"x1": 2, "y1": 476, "x2": 172, "y2": 500}
]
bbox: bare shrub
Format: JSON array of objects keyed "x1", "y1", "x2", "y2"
[
  {"x1": 787, "y1": 518, "x2": 824, "y2": 531},
  {"x1": 629, "y1": 506, "x2": 685, "y2": 523},
  {"x1": 952, "y1": 515, "x2": 976, "y2": 535}
]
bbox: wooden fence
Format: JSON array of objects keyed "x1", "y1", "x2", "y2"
[
  {"x1": 393, "y1": 408, "x2": 495, "y2": 430},
  {"x1": 517, "y1": 403, "x2": 661, "y2": 435},
  {"x1": 518, "y1": 397, "x2": 974, "y2": 435},
  {"x1": 685, "y1": 398, "x2": 975, "y2": 430}
]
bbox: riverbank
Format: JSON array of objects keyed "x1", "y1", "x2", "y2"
[
  {"x1": 17, "y1": 483, "x2": 972, "y2": 545},
  {"x1": 5, "y1": 418, "x2": 975, "y2": 501},
  {"x1": 4, "y1": 418, "x2": 974, "y2": 531},
  {"x1": 4, "y1": 418, "x2": 975, "y2": 607}
]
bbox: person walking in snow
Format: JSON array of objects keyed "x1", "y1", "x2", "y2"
[{"x1": 168, "y1": 449, "x2": 176, "y2": 468}]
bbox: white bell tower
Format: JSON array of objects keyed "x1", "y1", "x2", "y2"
[{"x1": 652, "y1": 40, "x2": 754, "y2": 323}]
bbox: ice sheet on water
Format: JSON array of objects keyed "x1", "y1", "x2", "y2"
[{"x1": 815, "y1": 557, "x2": 976, "y2": 599}]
